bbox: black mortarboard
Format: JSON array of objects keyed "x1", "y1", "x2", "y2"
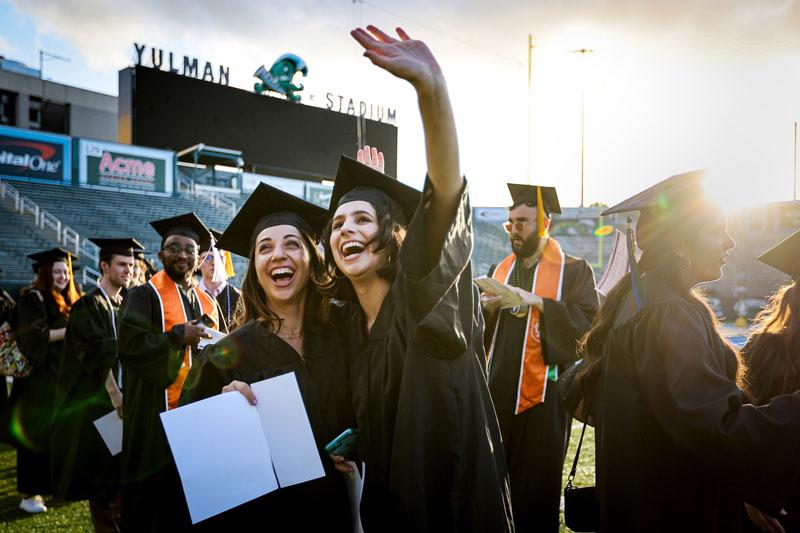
[
  {"x1": 759, "y1": 228, "x2": 800, "y2": 278},
  {"x1": 217, "y1": 182, "x2": 330, "y2": 258},
  {"x1": 601, "y1": 170, "x2": 704, "y2": 216},
  {"x1": 149, "y1": 212, "x2": 212, "y2": 250},
  {"x1": 28, "y1": 248, "x2": 79, "y2": 273},
  {"x1": 329, "y1": 156, "x2": 421, "y2": 226},
  {"x1": 507, "y1": 184, "x2": 561, "y2": 214},
  {"x1": 210, "y1": 229, "x2": 223, "y2": 244},
  {"x1": 89, "y1": 237, "x2": 145, "y2": 258}
]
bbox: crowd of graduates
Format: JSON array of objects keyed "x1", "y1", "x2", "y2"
[{"x1": 1, "y1": 25, "x2": 800, "y2": 533}]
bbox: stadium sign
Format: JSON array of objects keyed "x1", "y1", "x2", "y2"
[
  {"x1": 78, "y1": 139, "x2": 174, "y2": 196},
  {"x1": 324, "y1": 93, "x2": 396, "y2": 123},
  {"x1": 0, "y1": 125, "x2": 71, "y2": 185},
  {"x1": 133, "y1": 43, "x2": 230, "y2": 85}
]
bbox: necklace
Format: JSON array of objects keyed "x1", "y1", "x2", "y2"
[{"x1": 278, "y1": 329, "x2": 303, "y2": 339}]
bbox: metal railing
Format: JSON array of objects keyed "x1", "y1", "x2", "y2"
[
  {"x1": 0, "y1": 179, "x2": 96, "y2": 264},
  {"x1": 178, "y1": 175, "x2": 237, "y2": 216},
  {"x1": 82, "y1": 266, "x2": 101, "y2": 287}
]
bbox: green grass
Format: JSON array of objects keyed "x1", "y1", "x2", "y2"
[
  {"x1": 0, "y1": 444, "x2": 91, "y2": 531},
  {"x1": 0, "y1": 425, "x2": 596, "y2": 531}
]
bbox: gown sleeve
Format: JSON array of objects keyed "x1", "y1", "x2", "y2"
[
  {"x1": 540, "y1": 258, "x2": 599, "y2": 366},
  {"x1": 398, "y1": 177, "x2": 474, "y2": 358},
  {"x1": 16, "y1": 290, "x2": 52, "y2": 368},
  {"x1": 118, "y1": 285, "x2": 185, "y2": 388},
  {"x1": 68, "y1": 296, "x2": 116, "y2": 379},
  {"x1": 633, "y1": 301, "x2": 800, "y2": 510},
  {"x1": 179, "y1": 342, "x2": 235, "y2": 405}
]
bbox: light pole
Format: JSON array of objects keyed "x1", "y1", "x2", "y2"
[
  {"x1": 572, "y1": 48, "x2": 593, "y2": 207},
  {"x1": 527, "y1": 34, "x2": 534, "y2": 185}
]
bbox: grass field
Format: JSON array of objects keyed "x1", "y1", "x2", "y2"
[{"x1": 0, "y1": 424, "x2": 596, "y2": 531}]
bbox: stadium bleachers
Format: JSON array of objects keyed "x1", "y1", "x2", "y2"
[{"x1": 1, "y1": 181, "x2": 249, "y2": 287}]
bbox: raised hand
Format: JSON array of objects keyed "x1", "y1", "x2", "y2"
[
  {"x1": 350, "y1": 26, "x2": 443, "y2": 92},
  {"x1": 357, "y1": 144, "x2": 385, "y2": 174}
]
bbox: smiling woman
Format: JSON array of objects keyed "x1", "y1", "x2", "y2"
[{"x1": 178, "y1": 182, "x2": 355, "y2": 531}]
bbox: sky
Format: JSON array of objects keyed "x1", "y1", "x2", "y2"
[{"x1": 2, "y1": 0, "x2": 800, "y2": 209}]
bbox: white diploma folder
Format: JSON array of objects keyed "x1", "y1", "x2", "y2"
[
  {"x1": 93, "y1": 410, "x2": 123, "y2": 456},
  {"x1": 160, "y1": 372, "x2": 325, "y2": 524}
]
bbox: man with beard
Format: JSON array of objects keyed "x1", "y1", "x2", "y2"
[
  {"x1": 481, "y1": 184, "x2": 599, "y2": 532},
  {"x1": 118, "y1": 213, "x2": 218, "y2": 531},
  {"x1": 51, "y1": 238, "x2": 142, "y2": 532}
]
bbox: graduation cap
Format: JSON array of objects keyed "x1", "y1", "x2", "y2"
[
  {"x1": 149, "y1": 212, "x2": 212, "y2": 251},
  {"x1": 88, "y1": 237, "x2": 145, "y2": 259},
  {"x1": 217, "y1": 182, "x2": 330, "y2": 258},
  {"x1": 759, "y1": 229, "x2": 800, "y2": 279},
  {"x1": 329, "y1": 156, "x2": 421, "y2": 226},
  {"x1": 601, "y1": 170, "x2": 704, "y2": 216},
  {"x1": 28, "y1": 248, "x2": 79, "y2": 274},
  {"x1": 507, "y1": 183, "x2": 561, "y2": 238},
  {"x1": 507, "y1": 184, "x2": 561, "y2": 214}
]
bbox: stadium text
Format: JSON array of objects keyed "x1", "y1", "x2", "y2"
[
  {"x1": 325, "y1": 93, "x2": 396, "y2": 123},
  {"x1": 134, "y1": 43, "x2": 230, "y2": 86}
]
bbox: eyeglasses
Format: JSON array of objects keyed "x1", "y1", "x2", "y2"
[
  {"x1": 502, "y1": 219, "x2": 535, "y2": 234},
  {"x1": 163, "y1": 244, "x2": 198, "y2": 255}
]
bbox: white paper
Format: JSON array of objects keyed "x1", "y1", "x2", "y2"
[
  {"x1": 473, "y1": 276, "x2": 525, "y2": 308},
  {"x1": 93, "y1": 410, "x2": 123, "y2": 456},
  {"x1": 160, "y1": 372, "x2": 325, "y2": 525},
  {"x1": 197, "y1": 327, "x2": 227, "y2": 349},
  {"x1": 160, "y1": 391, "x2": 279, "y2": 524},
  {"x1": 345, "y1": 461, "x2": 365, "y2": 533},
  {"x1": 252, "y1": 373, "x2": 325, "y2": 487}
]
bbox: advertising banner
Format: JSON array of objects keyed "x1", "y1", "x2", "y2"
[
  {"x1": 79, "y1": 139, "x2": 174, "y2": 196},
  {"x1": 0, "y1": 125, "x2": 71, "y2": 184}
]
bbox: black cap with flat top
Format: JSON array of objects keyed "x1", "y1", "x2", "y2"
[
  {"x1": 88, "y1": 238, "x2": 145, "y2": 258},
  {"x1": 507, "y1": 184, "x2": 561, "y2": 215},
  {"x1": 759, "y1": 228, "x2": 800, "y2": 278},
  {"x1": 329, "y1": 156, "x2": 421, "y2": 226},
  {"x1": 217, "y1": 182, "x2": 330, "y2": 258},
  {"x1": 28, "y1": 248, "x2": 80, "y2": 273},
  {"x1": 149, "y1": 212, "x2": 212, "y2": 251},
  {"x1": 601, "y1": 170, "x2": 705, "y2": 216}
]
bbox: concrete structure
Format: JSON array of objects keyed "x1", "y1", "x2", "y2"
[{"x1": 0, "y1": 65, "x2": 117, "y2": 141}]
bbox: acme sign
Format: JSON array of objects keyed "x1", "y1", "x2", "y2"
[{"x1": 134, "y1": 43, "x2": 230, "y2": 85}]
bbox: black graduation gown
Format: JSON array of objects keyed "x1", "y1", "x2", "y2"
[
  {"x1": 179, "y1": 316, "x2": 354, "y2": 531},
  {"x1": 348, "y1": 179, "x2": 513, "y2": 532},
  {"x1": 486, "y1": 255, "x2": 598, "y2": 533},
  {"x1": 587, "y1": 277, "x2": 800, "y2": 532},
  {"x1": 1, "y1": 289, "x2": 64, "y2": 493},
  {"x1": 118, "y1": 281, "x2": 201, "y2": 530},
  {"x1": 51, "y1": 287, "x2": 120, "y2": 500}
]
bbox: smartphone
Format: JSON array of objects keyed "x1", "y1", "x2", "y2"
[
  {"x1": 325, "y1": 428, "x2": 359, "y2": 458},
  {"x1": 198, "y1": 314, "x2": 215, "y2": 327}
]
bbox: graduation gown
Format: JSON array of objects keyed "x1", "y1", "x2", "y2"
[
  {"x1": 51, "y1": 287, "x2": 120, "y2": 500},
  {"x1": 485, "y1": 254, "x2": 598, "y2": 533},
  {"x1": 118, "y1": 281, "x2": 202, "y2": 529},
  {"x1": 348, "y1": 179, "x2": 513, "y2": 532},
  {"x1": 1, "y1": 289, "x2": 64, "y2": 493},
  {"x1": 179, "y1": 316, "x2": 354, "y2": 530},
  {"x1": 583, "y1": 276, "x2": 800, "y2": 532}
]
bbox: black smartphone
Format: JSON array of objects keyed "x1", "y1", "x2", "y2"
[
  {"x1": 198, "y1": 314, "x2": 215, "y2": 327},
  {"x1": 324, "y1": 428, "x2": 359, "y2": 458}
]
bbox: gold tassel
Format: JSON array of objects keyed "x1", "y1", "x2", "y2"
[
  {"x1": 224, "y1": 250, "x2": 236, "y2": 279},
  {"x1": 537, "y1": 186, "x2": 547, "y2": 238},
  {"x1": 66, "y1": 254, "x2": 79, "y2": 302}
]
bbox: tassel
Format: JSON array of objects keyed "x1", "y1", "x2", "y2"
[
  {"x1": 224, "y1": 250, "x2": 236, "y2": 279},
  {"x1": 536, "y1": 186, "x2": 547, "y2": 238},
  {"x1": 66, "y1": 254, "x2": 79, "y2": 302},
  {"x1": 626, "y1": 215, "x2": 645, "y2": 309}
]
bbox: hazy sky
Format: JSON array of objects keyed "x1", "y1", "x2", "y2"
[{"x1": 2, "y1": 0, "x2": 800, "y2": 209}]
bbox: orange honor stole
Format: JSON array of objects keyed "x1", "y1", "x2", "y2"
[
  {"x1": 487, "y1": 238, "x2": 565, "y2": 414},
  {"x1": 148, "y1": 271, "x2": 218, "y2": 409}
]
